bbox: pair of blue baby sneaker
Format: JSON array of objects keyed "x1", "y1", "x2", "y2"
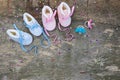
[{"x1": 6, "y1": 13, "x2": 50, "y2": 54}]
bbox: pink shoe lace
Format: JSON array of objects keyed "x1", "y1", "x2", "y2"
[
  {"x1": 58, "y1": 22, "x2": 74, "y2": 41},
  {"x1": 44, "y1": 10, "x2": 61, "y2": 45}
]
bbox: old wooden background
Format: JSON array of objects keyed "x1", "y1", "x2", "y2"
[{"x1": 0, "y1": 0, "x2": 120, "y2": 25}]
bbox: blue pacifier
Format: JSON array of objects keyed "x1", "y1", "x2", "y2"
[{"x1": 75, "y1": 25, "x2": 86, "y2": 34}]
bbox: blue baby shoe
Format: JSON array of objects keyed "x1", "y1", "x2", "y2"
[
  {"x1": 75, "y1": 25, "x2": 86, "y2": 34},
  {"x1": 6, "y1": 24, "x2": 38, "y2": 53},
  {"x1": 7, "y1": 24, "x2": 33, "y2": 46},
  {"x1": 23, "y1": 12, "x2": 51, "y2": 48},
  {"x1": 23, "y1": 13, "x2": 51, "y2": 48},
  {"x1": 23, "y1": 12, "x2": 43, "y2": 36}
]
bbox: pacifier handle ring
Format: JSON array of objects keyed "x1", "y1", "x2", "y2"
[{"x1": 84, "y1": 21, "x2": 88, "y2": 28}]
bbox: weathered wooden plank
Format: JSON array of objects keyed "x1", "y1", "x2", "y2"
[{"x1": 0, "y1": 0, "x2": 119, "y2": 25}]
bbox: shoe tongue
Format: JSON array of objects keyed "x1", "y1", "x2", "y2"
[
  {"x1": 46, "y1": 14, "x2": 51, "y2": 19},
  {"x1": 60, "y1": 8, "x2": 70, "y2": 17},
  {"x1": 44, "y1": 8, "x2": 52, "y2": 19},
  {"x1": 63, "y1": 10, "x2": 70, "y2": 16},
  {"x1": 26, "y1": 20, "x2": 38, "y2": 29},
  {"x1": 31, "y1": 21, "x2": 39, "y2": 29},
  {"x1": 44, "y1": 11, "x2": 52, "y2": 20}
]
